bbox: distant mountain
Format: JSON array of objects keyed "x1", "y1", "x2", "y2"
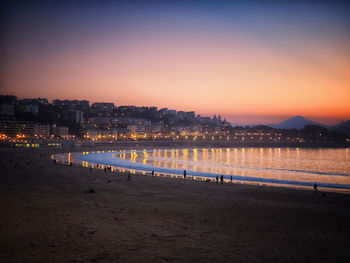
[
  {"x1": 329, "y1": 120, "x2": 350, "y2": 133},
  {"x1": 268, "y1": 116, "x2": 325, "y2": 130}
]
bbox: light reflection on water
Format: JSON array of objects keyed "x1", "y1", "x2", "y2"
[{"x1": 53, "y1": 148, "x2": 350, "y2": 192}]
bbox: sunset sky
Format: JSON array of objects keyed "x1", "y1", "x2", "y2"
[{"x1": 1, "y1": 0, "x2": 350, "y2": 125}]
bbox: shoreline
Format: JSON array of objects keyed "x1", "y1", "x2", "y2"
[
  {"x1": 2, "y1": 139, "x2": 350, "y2": 149},
  {"x1": 52, "y1": 147, "x2": 350, "y2": 194}
]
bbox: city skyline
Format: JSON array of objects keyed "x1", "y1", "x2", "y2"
[
  {"x1": 3, "y1": 94, "x2": 348, "y2": 127},
  {"x1": 2, "y1": 0, "x2": 350, "y2": 125}
]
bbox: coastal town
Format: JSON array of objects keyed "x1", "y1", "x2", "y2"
[{"x1": 0, "y1": 95, "x2": 349, "y2": 147}]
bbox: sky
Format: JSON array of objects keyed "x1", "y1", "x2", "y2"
[{"x1": 1, "y1": 0, "x2": 350, "y2": 125}]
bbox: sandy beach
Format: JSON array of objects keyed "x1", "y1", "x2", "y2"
[{"x1": 1, "y1": 147, "x2": 350, "y2": 263}]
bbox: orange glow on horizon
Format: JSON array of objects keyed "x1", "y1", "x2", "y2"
[{"x1": 2, "y1": 5, "x2": 350, "y2": 126}]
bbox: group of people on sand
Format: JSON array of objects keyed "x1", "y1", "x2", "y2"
[
  {"x1": 103, "y1": 166, "x2": 113, "y2": 173},
  {"x1": 182, "y1": 170, "x2": 230, "y2": 184},
  {"x1": 216, "y1": 175, "x2": 224, "y2": 184}
]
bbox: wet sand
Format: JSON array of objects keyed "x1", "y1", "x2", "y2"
[{"x1": 1, "y1": 147, "x2": 350, "y2": 263}]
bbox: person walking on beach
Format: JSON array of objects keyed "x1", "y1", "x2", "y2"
[
  {"x1": 216, "y1": 175, "x2": 218, "y2": 184},
  {"x1": 127, "y1": 172, "x2": 131, "y2": 182},
  {"x1": 314, "y1": 183, "x2": 318, "y2": 192},
  {"x1": 184, "y1": 170, "x2": 186, "y2": 179},
  {"x1": 220, "y1": 175, "x2": 224, "y2": 184}
]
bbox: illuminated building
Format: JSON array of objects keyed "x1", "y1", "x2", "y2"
[
  {"x1": 0, "y1": 120, "x2": 36, "y2": 137},
  {"x1": 91, "y1": 102, "x2": 116, "y2": 114},
  {"x1": 51, "y1": 125, "x2": 69, "y2": 139}
]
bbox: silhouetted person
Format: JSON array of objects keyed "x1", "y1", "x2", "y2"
[
  {"x1": 314, "y1": 183, "x2": 318, "y2": 192},
  {"x1": 151, "y1": 170, "x2": 154, "y2": 176},
  {"x1": 220, "y1": 175, "x2": 224, "y2": 184},
  {"x1": 184, "y1": 170, "x2": 186, "y2": 179},
  {"x1": 90, "y1": 167, "x2": 92, "y2": 173},
  {"x1": 230, "y1": 176, "x2": 233, "y2": 183},
  {"x1": 216, "y1": 175, "x2": 218, "y2": 184},
  {"x1": 127, "y1": 172, "x2": 131, "y2": 182}
]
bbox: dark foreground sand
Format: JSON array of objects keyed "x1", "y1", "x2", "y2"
[{"x1": 0, "y1": 148, "x2": 350, "y2": 263}]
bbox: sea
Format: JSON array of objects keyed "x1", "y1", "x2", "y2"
[{"x1": 53, "y1": 147, "x2": 350, "y2": 193}]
